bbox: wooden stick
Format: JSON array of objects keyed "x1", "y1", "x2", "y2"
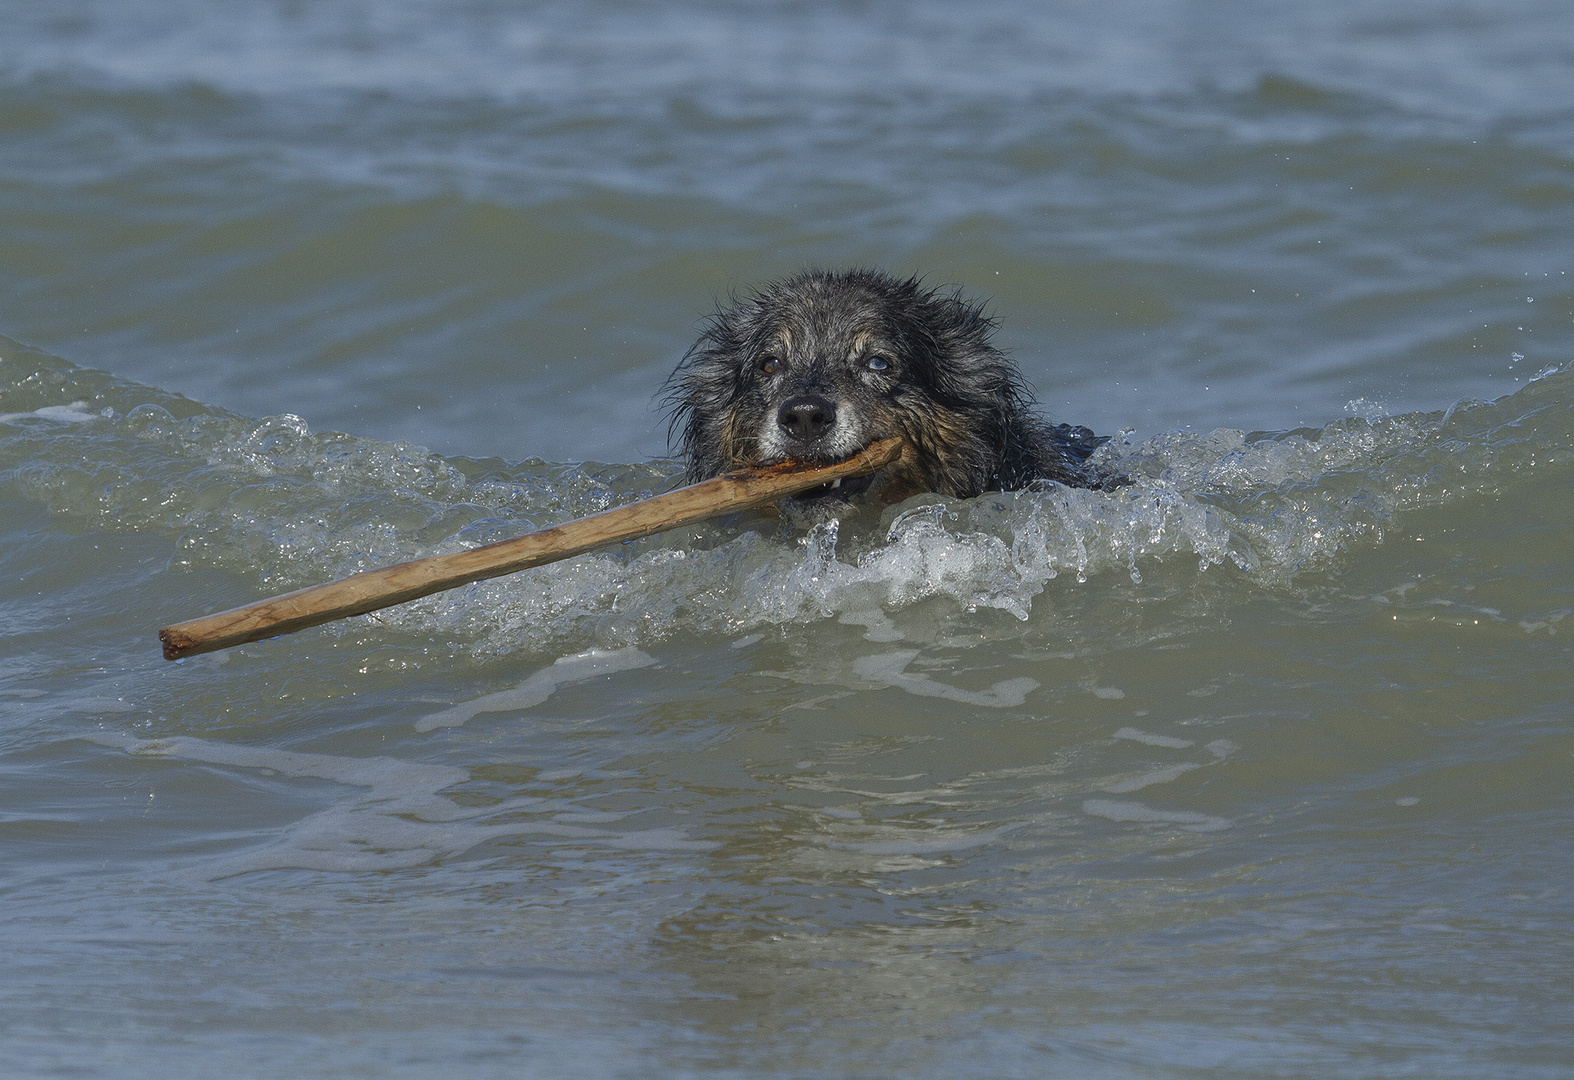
[{"x1": 158, "y1": 437, "x2": 903, "y2": 660}]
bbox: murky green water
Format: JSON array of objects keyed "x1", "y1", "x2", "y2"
[{"x1": 2, "y1": 2, "x2": 1572, "y2": 1077}]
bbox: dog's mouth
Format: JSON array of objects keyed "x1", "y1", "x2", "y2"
[{"x1": 788, "y1": 468, "x2": 879, "y2": 502}]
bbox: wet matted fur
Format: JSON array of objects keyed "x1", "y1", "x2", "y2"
[{"x1": 664, "y1": 268, "x2": 1109, "y2": 503}]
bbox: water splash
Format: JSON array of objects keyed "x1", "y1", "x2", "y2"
[{"x1": 5, "y1": 339, "x2": 1571, "y2": 656}]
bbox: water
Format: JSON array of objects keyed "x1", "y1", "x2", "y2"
[{"x1": 2, "y1": 2, "x2": 1572, "y2": 1077}]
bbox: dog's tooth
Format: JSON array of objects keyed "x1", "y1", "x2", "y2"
[{"x1": 831, "y1": 478, "x2": 842, "y2": 489}]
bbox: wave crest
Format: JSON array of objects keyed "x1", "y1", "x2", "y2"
[{"x1": 4, "y1": 338, "x2": 1570, "y2": 654}]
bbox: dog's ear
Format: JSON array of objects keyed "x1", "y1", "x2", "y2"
[
  {"x1": 661, "y1": 292, "x2": 774, "y2": 478},
  {"x1": 907, "y1": 290, "x2": 1022, "y2": 409}
]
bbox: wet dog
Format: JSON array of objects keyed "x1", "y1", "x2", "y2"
[{"x1": 664, "y1": 269, "x2": 1109, "y2": 504}]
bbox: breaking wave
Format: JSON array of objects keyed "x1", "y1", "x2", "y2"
[{"x1": 3, "y1": 337, "x2": 1569, "y2": 656}]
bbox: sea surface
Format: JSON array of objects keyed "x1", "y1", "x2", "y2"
[{"x1": 2, "y1": 2, "x2": 1573, "y2": 1077}]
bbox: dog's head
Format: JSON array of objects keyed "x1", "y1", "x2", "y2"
[{"x1": 665, "y1": 269, "x2": 1043, "y2": 502}]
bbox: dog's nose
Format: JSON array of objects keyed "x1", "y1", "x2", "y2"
[{"x1": 777, "y1": 396, "x2": 837, "y2": 441}]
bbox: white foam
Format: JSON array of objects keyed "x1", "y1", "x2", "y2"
[
  {"x1": 415, "y1": 647, "x2": 656, "y2": 731},
  {"x1": 1104, "y1": 731, "x2": 1236, "y2": 791},
  {"x1": 0, "y1": 401, "x2": 99, "y2": 424},
  {"x1": 1114, "y1": 727, "x2": 1194, "y2": 749},
  {"x1": 837, "y1": 607, "x2": 905, "y2": 642},
  {"x1": 1101, "y1": 762, "x2": 1204, "y2": 793},
  {"x1": 851, "y1": 649, "x2": 1038, "y2": 708},
  {"x1": 1083, "y1": 798, "x2": 1231, "y2": 832}
]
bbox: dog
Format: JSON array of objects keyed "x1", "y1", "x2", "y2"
[{"x1": 664, "y1": 268, "x2": 1110, "y2": 505}]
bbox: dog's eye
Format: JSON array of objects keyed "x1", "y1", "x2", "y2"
[
  {"x1": 864, "y1": 355, "x2": 892, "y2": 372},
  {"x1": 759, "y1": 356, "x2": 783, "y2": 375}
]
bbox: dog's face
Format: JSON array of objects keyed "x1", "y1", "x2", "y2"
[
  {"x1": 667, "y1": 270, "x2": 1040, "y2": 502},
  {"x1": 739, "y1": 288, "x2": 914, "y2": 497},
  {"x1": 729, "y1": 300, "x2": 914, "y2": 502}
]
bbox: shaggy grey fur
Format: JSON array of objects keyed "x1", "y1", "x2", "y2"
[{"x1": 664, "y1": 269, "x2": 1108, "y2": 501}]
